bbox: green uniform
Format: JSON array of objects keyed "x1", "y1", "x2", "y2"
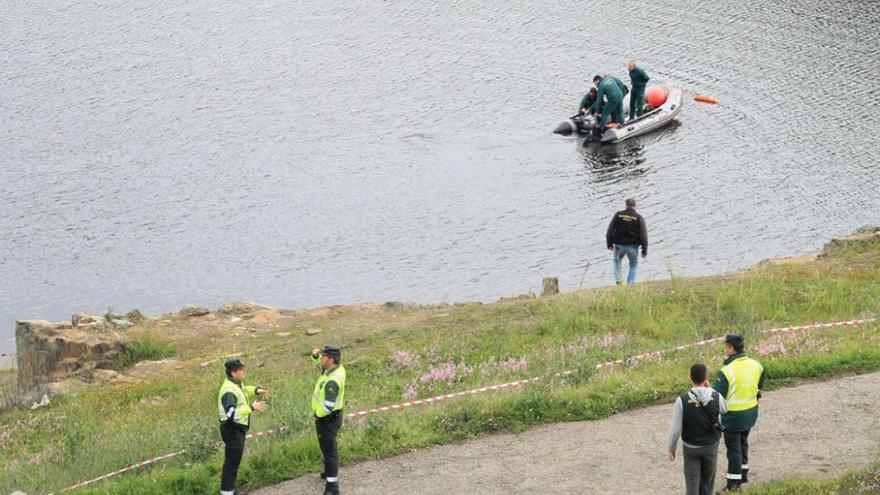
[
  {"x1": 578, "y1": 92, "x2": 596, "y2": 113},
  {"x1": 312, "y1": 356, "x2": 347, "y2": 493},
  {"x1": 591, "y1": 76, "x2": 626, "y2": 128},
  {"x1": 714, "y1": 352, "x2": 764, "y2": 489},
  {"x1": 628, "y1": 67, "x2": 650, "y2": 119},
  {"x1": 217, "y1": 378, "x2": 262, "y2": 493}
]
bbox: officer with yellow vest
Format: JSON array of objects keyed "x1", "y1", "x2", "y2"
[
  {"x1": 218, "y1": 359, "x2": 270, "y2": 495},
  {"x1": 713, "y1": 334, "x2": 765, "y2": 492},
  {"x1": 311, "y1": 345, "x2": 347, "y2": 495}
]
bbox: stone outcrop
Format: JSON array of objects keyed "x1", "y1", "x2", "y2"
[
  {"x1": 15, "y1": 320, "x2": 129, "y2": 398},
  {"x1": 71, "y1": 312, "x2": 105, "y2": 328},
  {"x1": 821, "y1": 226, "x2": 880, "y2": 257},
  {"x1": 218, "y1": 301, "x2": 273, "y2": 315},
  {"x1": 541, "y1": 277, "x2": 559, "y2": 297},
  {"x1": 178, "y1": 304, "x2": 211, "y2": 317}
]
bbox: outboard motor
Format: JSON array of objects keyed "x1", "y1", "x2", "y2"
[
  {"x1": 554, "y1": 114, "x2": 598, "y2": 136},
  {"x1": 553, "y1": 119, "x2": 578, "y2": 135}
]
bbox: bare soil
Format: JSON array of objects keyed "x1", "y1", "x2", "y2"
[{"x1": 255, "y1": 372, "x2": 880, "y2": 494}]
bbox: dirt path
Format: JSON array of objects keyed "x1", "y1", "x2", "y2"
[{"x1": 255, "y1": 372, "x2": 880, "y2": 494}]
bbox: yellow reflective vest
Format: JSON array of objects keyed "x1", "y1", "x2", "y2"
[
  {"x1": 720, "y1": 356, "x2": 763, "y2": 412},
  {"x1": 312, "y1": 360, "x2": 346, "y2": 418},
  {"x1": 218, "y1": 378, "x2": 258, "y2": 427}
]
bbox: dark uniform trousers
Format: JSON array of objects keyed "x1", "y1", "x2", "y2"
[
  {"x1": 220, "y1": 422, "x2": 247, "y2": 491},
  {"x1": 316, "y1": 411, "x2": 343, "y2": 480},
  {"x1": 723, "y1": 429, "x2": 750, "y2": 488}
]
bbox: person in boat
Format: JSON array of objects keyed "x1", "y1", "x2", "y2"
[
  {"x1": 627, "y1": 60, "x2": 651, "y2": 120},
  {"x1": 591, "y1": 73, "x2": 627, "y2": 131},
  {"x1": 578, "y1": 87, "x2": 598, "y2": 115}
]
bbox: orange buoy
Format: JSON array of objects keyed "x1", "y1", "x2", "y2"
[
  {"x1": 693, "y1": 94, "x2": 718, "y2": 104},
  {"x1": 645, "y1": 86, "x2": 668, "y2": 108}
]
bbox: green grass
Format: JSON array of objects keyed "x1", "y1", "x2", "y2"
[
  {"x1": 744, "y1": 463, "x2": 880, "y2": 494},
  {"x1": 0, "y1": 240, "x2": 878, "y2": 493},
  {"x1": 114, "y1": 333, "x2": 176, "y2": 369}
]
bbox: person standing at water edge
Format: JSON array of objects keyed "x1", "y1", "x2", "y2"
[
  {"x1": 606, "y1": 198, "x2": 648, "y2": 284},
  {"x1": 312, "y1": 345, "x2": 347, "y2": 495},
  {"x1": 218, "y1": 359, "x2": 270, "y2": 495},
  {"x1": 628, "y1": 60, "x2": 650, "y2": 119},
  {"x1": 667, "y1": 363, "x2": 727, "y2": 495},
  {"x1": 713, "y1": 334, "x2": 765, "y2": 491}
]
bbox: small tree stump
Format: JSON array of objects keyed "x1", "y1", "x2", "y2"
[{"x1": 541, "y1": 277, "x2": 559, "y2": 297}]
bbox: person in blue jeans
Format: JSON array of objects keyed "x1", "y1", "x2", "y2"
[{"x1": 606, "y1": 198, "x2": 648, "y2": 284}]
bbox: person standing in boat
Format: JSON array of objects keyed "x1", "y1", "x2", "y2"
[{"x1": 628, "y1": 60, "x2": 651, "y2": 120}]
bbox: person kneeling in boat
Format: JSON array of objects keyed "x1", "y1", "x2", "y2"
[
  {"x1": 591, "y1": 73, "x2": 627, "y2": 135},
  {"x1": 578, "y1": 87, "x2": 598, "y2": 116}
]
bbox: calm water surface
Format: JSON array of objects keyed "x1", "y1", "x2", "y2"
[{"x1": 2, "y1": 0, "x2": 879, "y2": 358}]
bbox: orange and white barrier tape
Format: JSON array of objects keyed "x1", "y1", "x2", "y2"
[{"x1": 50, "y1": 316, "x2": 876, "y2": 493}]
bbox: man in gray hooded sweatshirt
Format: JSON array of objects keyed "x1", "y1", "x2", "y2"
[{"x1": 667, "y1": 363, "x2": 727, "y2": 495}]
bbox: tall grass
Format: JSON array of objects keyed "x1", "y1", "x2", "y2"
[
  {"x1": 114, "y1": 333, "x2": 176, "y2": 369},
  {"x1": 0, "y1": 365, "x2": 18, "y2": 411},
  {"x1": 744, "y1": 462, "x2": 880, "y2": 494}
]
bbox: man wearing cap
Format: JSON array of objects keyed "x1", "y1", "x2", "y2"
[
  {"x1": 311, "y1": 345, "x2": 347, "y2": 495},
  {"x1": 713, "y1": 334, "x2": 765, "y2": 492},
  {"x1": 218, "y1": 359, "x2": 270, "y2": 495}
]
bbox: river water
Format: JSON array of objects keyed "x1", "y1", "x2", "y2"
[{"x1": 2, "y1": 0, "x2": 879, "y2": 358}]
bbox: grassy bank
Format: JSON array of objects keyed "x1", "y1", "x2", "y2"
[
  {"x1": 745, "y1": 463, "x2": 880, "y2": 494},
  {"x1": 0, "y1": 239, "x2": 878, "y2": 494}
]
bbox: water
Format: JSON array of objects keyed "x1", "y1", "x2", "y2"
[{"x1": 2, "y1": 0, "x2": 879, "y2": 357}]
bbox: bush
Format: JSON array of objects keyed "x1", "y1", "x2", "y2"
[{"x1": 115, "y1": 334, "x2": 175, "y2": 369}]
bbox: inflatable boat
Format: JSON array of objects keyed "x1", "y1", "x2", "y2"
[{"x1": 553, "y1": 85, "x2": 683, "y2": 144}]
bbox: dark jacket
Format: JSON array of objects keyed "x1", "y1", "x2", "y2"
[
  {"x1": 606, "y1": 208, "x2": 648, "y2": 254},
  {"x1": 629, "y1": 67, "x2": 650, "y2": 90}
]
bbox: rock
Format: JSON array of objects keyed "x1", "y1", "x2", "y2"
[
  {"x1": 124, "y1": 309, "x2": 144, "y2": 322},
  {"x1": 10, "y1": 491, "x2": 28, "y2": 495},
  {"x1": 127, "y1": 359, "x2": 179, "y2": 379},
  {"x1": 218, "y1": 301, "x2": 274, "y2": 315},
  {"x1": 110, "y1": 319, "x2": 134, "y2": 328},
  {"x1": 229, "y1": 317, "x2": 242, "y2": 323},
  {"x1": 15, "y1": 320, "x2": 129, "y2": 395},
  {"x1": 179, "y1": 305, "x2": 210, "y2": 318},
  {"x1": 306, "y1": 327, "x2": 323, "y2": 336},
  {"x1": 72, "y1": 313, "x2": 105, "y2": 327},
  {"x1": 541, "y1": 277, "x2": 560, "y2": 297},
  {"x1": 821, "y1": 226, "x2": 880, "y2": 257},
  {"x1": 248, "y1": 310, "x2": 282, "y2": 325},
  {"x1": 30, "y1": 394, "x2": 50, "y2": 410}
]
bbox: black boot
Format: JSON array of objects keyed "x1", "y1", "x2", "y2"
[{"x1": 323, "y1": 482, "x2": 340, "y2": 495}]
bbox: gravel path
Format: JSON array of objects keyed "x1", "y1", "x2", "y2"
[{"x1": 255, "y1": 372, "x2": 880, "y2": 494}]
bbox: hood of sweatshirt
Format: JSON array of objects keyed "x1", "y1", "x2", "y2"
[{"x1": 687, "y1": 386, "x2": 715, "y2": 406}]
